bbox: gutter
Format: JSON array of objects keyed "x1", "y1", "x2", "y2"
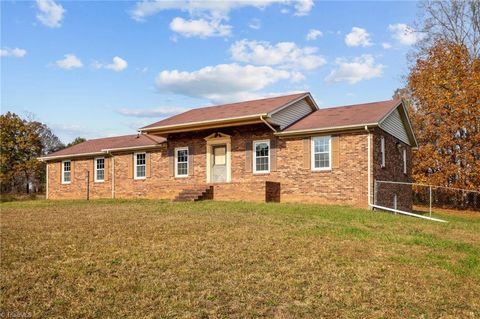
[
  {"x1": 38, "y1": 144, "x2": 164, "y2": 162},
  {"x1": 38, "y1": 151, "x2": 106, "y2": 162},
  {"x1": 260, "y1": 115, "x2": 277, "y2": 133},
  {"x1": 138, "y1": 113, "x2": 267, "y2": 133},
  {"x1": 275, "y1": 123, "x2": 379, "y2": 137}
]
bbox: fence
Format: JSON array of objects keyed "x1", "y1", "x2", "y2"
[{"x1": 374, "y1": 180, "x2": 479, "y2": 221}]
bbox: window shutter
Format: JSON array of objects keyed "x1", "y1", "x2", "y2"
[
  {"x1": 91, "y1": 159, "x2": 95, "y2": 181},
  {"x1": 104, "y1": 158, "x2": 110, "y2": 181},
  {"x1": 270, "y1": 138, "x2": 277, "y2": 172},
  {"x1": 127, "y1": 154, "x2": 133, "y2": 179},
  {"x1": 145, "y1": 153, "x2": 151, "y2": 178},
  {"x1": 168, "y1": 148, "x2": 174, "y2": 177},
  {"x1": 245, "y1": 141, "x2": 252, "y2": 173},
  {"x1": 70, "y1": 161, "x2": 74, "y2": 182},
  {"x1": 58, "y1": 162, "x2": 62, "y2": 182},
  {"x1": 331, "y1": 136, "x2": 340, "y2": 169},
  {"x1": 188, "y1": 146, "x2": 194, "y2": 176},
  {"x1": 303, "y1": 138, "x2": 310, "y2": 169}
]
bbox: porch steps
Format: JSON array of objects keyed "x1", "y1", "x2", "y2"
[{"x1": 173, "y1": 186, "x2": 214, "y2": 202}]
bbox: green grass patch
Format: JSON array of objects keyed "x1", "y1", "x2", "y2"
[{"x1": 1, "y1": 199, "x2": 479, "y2": 318}]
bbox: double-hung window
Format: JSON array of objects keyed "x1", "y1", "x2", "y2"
[
  {"x1": 134, "y1": 153, "x2": 146, "y2": 179},
  {"x1": 380, "y1": 136, "x2": 386, "y2": 168},
  {"x1": 62, "y1": 160, "x2": 71, "y2": 184},
  {"x1": 95, "y1": 157, "x2": 105, "y2": 182},
  {"x1": 253, "y1": 140, "x2": 270, "y2": 173},
  {"x1": 311, "y1": 136, "x2": 331, "y2": 170},
  {"x1": 175, "y1": 147, "x2": 189, "y2": 177},
  {"x1": 403, "y1": 148, "x2": 407, "y2": 174}
]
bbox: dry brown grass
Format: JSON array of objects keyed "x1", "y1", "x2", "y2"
[{"x1": 1, "y1": 200, "x2": 479, "y2": 318}]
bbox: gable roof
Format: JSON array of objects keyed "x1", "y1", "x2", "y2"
[
  {"x1": 278, "y1": 99, "x2": 417, "y2": 147},
  {"x1": 281, "y1": 99, "x2": 400, "y2": 132},
  {"x1": 39, "y1": 134, "x2": 165, "y2": 161},
  {"x1": 140, "y1": 92, "x2": 315, "y2": 133}
]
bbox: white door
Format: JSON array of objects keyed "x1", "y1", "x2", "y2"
[{"x1": 212, "y1": 145, "x2": 227, "y2": 183}]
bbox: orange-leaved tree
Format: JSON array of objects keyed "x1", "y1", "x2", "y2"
[{"x1": 408, "y1": 41, "x2": 480, "y2": 190}]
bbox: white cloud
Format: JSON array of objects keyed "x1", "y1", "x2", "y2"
[
  {"x1": 293, "y1": 0, "x2": 313, "y2": 16},
  {"x1": 130, "y1": 1, "x2": 314, "y2": 21},
  {"x1": 117, "y1": 106, "x2": 189, "y2": 118},
  {"x1": 345, "y1": 27, "x2": 372, "y2": 47},
  {"x1": 155, "y1": 63, "x2": 295, "y2": 103},
  {"x1": 170, "y1": 17, "x2": 231, "y2": 38},
  {"x1": 36, "y1": 0, "x2": 65, "y2": 28},
  {"x1": 306, "y1": 29, "x2": 323, "y2": 41},
  {"x1": 382, "y1": 42, "x2": 392, "y2": 49},
  {"x1": 130, "y1": 1, "x2": 313, "y2": 38},
  {"x1": 230, "y1": 39, "x2": 326, "y2": 70},
  {"x1": 248, "y1": 18, "x2": 261, "y2": 30},
  {"x1": 93, "y1": 56, "x2": 128, "y2": 72},
  {"x1": 55, "y1": 54, "x2": 83, "y2": 70},
  {"x1": 388, "y1": 23, "x2": 423, "y2": 46},
  {"x1": 325, "y1": 54, "x2": 384, "y2": 84},
  {"x1": 0, "y1": 47, "x2": 27, "y2": 58}
]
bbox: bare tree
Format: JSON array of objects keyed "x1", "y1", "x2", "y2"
[{"x1": 416, "y1": 0, "x2": 480, "y2": 58}]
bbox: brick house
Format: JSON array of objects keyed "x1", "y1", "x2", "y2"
[{"x1": 40, "y1": 92, "x2": 418, "y2": 210}]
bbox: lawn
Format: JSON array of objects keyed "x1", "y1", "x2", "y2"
[{"x1": 1, "y1": 200, "x2": 479, "y2": 318}]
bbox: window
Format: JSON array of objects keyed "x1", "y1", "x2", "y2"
[
  {"x1": 134, "y1": 153, "x2": 146, "y2": 179},
  {"x1": 253, "y1": 140, "x2": 270, "y2": 173},
  {"x1": 311, "y1": 136, "x2": 331, "y2": 170},
  {"x1": 380, "y1": 136, "x2": 385, "y2": 168},
  {"x1": 95, "y1": 157, "x2": 105, "y2": 182},
  {"x1": 62, "y1": 160, "x2": 71, "y2": 184},
  {"x1": 175, "y1": 147, "x2": 189, "y2": 177},
  {"x1": 403, "y1": 148, "x2": 407, "y2": 174}
]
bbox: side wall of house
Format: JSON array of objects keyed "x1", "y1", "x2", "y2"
[
  {"x1": 47, "y1": 157, "x2": 112, "y2": 200},
  {"x1": 373, "y1": 128, "x2": 413, "y2": 211}
]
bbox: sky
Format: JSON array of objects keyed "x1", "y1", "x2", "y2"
[{"x1": 1, "y1": 0, "x2": 422, "y2": 143}]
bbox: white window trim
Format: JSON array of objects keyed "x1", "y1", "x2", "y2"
[
  {"x1": 380, "y1": 136, "x2": 386, "y2": 168},
  {"x1": 61, "y1": 160, "x2": 71, "y2": 184},
  {"x1": 311, "y1": 136, "x2": 332, "y2": 171},
  {"x1": 175, "y1": 147, "x2": 189, "y2": 178},
  {"x1": 94, "y1": 157, "x2": 105, "y2": 182},
  {"x1": 134, "y1": 152, "x2": 146, "y2": 180},
  {"x1": 403, "y1": 148, "x2": 407, "y2": 174},
  {"x1": 253, "y1": 140, "x2": 270, "y2": 174}
]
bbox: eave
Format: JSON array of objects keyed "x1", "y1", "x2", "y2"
[
  {"x1": 138, "y1": 114, "x2": 267, "y2": 135},
  {"x1": 38, "y1": 144, "x2": 164, "y2": 162}
]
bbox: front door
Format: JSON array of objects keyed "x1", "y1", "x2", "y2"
[{"x1": 212, "y1": 145, "x2": 227, "y2": 183}]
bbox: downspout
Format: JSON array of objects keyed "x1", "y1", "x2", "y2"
[
  {"x1": 260, "y1": 115, "x2": 277, "y2": 133},
  {"x1": 45, "y1": 162, "x2": 49, "y2": 200},
  {"x1": 365, "y1": 126, "x2": 372, "y2": 208},
  {"x1": 107, "y1": 152, "x2": 115, "y2": 199}
]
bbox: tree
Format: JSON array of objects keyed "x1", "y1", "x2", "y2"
[
  {"x1": 30, "y1": 121, "x2": 64, "y2": 155},
  {"x1": 0, "y1": 112, "x2": 64, "y2": 194},
  {"x1": 66, "y1": 137, "x2": 86, "y2": 148},
  {"x1": 416, "y1": 0, "x2": 480, "y2": 58},
  {"x1": 0, "y1": 112, "x2": 43, "y2": 193},
  {"x1": 408, "y1": 41, "x2": 480, "y2": 190}
]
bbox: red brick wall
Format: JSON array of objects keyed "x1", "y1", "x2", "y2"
[
  {"x1": 47, "y1": 124, "x2": 413, "y2": 210},
  {"x1": 47, "y1": 158, "x2": 112, "y2": 200},
  {"x1": 372, "y1": 128, "x2": 413, "y2": 211}
]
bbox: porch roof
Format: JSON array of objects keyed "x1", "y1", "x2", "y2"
[{"x1": 139, "y1": 92, "x2": 310, "y2": 133}]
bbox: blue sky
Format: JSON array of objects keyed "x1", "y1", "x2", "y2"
[{"x1": 1, "y1": 0, "x2": 421, "y2": 143}]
